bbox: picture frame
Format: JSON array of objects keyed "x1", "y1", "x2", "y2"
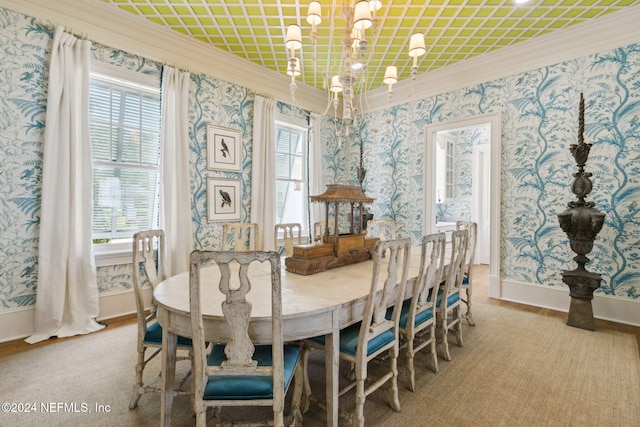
[
  {"x1": 207, "y1": 124, "x2": 242, "y2": 172},
  {"x1": 207, "y1": 177, "x2": 242, "y2": 222}
]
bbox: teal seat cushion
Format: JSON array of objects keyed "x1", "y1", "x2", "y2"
[
  {"x1": 386, "y1": 299, "x2": 434, "y2": 328},
  {"x1": 308, "y1": 322, "x2": 395, "y2": 357},
  {"x1": 435, "y1": 288, "x2": 460, "y2": 308},
  {"x1": 203, "y1": 344, "x2": 302, "y2": 400},
  {"x1": 143, "y1": 321, "x2": 192, "y2": 348}
]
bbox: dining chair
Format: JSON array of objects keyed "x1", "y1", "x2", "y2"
[
  {"x1": 456, "y1": 221, "x2": 478, "y2": 326},
  {"x1": 436, "y1": 228, "x2": 469, "y2": 361},
  {"x1": 304, "y1": 237, "x2": 411, "y2": 427},
  {"x1": 129, "y1": 230, "x2": 192, "y2": 409},
  {"x1": 393, "y1": 232, "x2": 447, "y2": 391},
  {"x1": 222, "y1": 222, "x2": 259, "y2": 251},
  {"x1": 189, "y1": 250, "x2": 304, "y2": 426},
  {"x1": 312, "y1": 221, "x2": 332, "y2": 243},
  {"x1": 367, "y1": 219, "x2": 397, "y2": 241},
  {"x1": 274, "y1": 223, "x2": 303, "y2": 256}
]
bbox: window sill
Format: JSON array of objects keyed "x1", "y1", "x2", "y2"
[{"x1": 94, "y1": 242, "x2": 133, "y2": 267}]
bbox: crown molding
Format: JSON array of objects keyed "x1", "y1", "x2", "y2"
[
  {"x1": 365, "y1": 5, "x2": 640, "y2": 112},
  {"x1": 3, "y1": 0, "x2": 639, "y2": 116},
  {"x1": 0, "y1": 0, "x2": 327, "y2": 113}
]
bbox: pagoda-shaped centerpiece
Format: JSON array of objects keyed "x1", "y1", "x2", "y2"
[{"x1": 284, "y1": 184, "x2": 379, "y2": 275}]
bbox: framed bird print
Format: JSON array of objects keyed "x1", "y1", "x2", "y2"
[
  {"x1": 207, "y1": 177, "x2": 242, "y2": 222},
  {"x1": 207, "y1": 124, "x2": 242, "y2": 172}
]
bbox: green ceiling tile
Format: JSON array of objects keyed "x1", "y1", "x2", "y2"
[
  {"x1": 163, "y1": 17, "x2": 181, "y2": 26},
  {"x1": 492, "y1": 8, "x2": 510, "y2": 18},
  {"x1": 527, "y1": 8, "x2": 548, "y2": 18},
  {"x1": 423, "y1": 8, "x2": 439, "y2": 17},
  {"x1": 533, "y1": 19, "x2": 554, "y2": 29},
  {"x1": 505, "y1": 29, "x2": 523, "y2": 38},
  {"x1": 440, "y1": 7, "x2": 458, "y2": 18},
  {"x1": 118, "y1": 5, "x2": 137, "y2": 15},
  {"x1": 171, "y1": 5, "x2": 191, "y2": 15},
  {"x1": 190, "y1": 6, "x2": 208, "y2": 15},
  {"x1": 562, "y1": 8, "x2": 585, "y2": 18},
  {"x1": 130, "y1": 5, "x2": 153, "y2": 15},
  {"x1": 226, "y1": 6, "x2": 244, "y2": 15},
  {"x1": 579, "y1": 9, "x2": 604, "y2": 18},
  {"x1": 148, "y1": 16, "x2": 164, "y2": 26},
  {"x1": 433, "y1": 18, "x2": 452, "y2": 28},
  {"x1": 154, "y1": 6, "x2": 172, "y2": 15},
  {"x1": 404, "y1": 7, "x2": 421, "y2": 18},
  {"x1": 244, "y1": 6, "x2": 262, "y2": 15}
]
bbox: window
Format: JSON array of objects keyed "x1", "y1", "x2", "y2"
[
  {"x1": 89, "y1": 62, "x2": 161, "y2": 264},
  {"x1": 436, "y1": 132, "x2": 455, "y2": 202},
  {"x1": 275, "y1": 118, "x2": 307, "y2": 231}
]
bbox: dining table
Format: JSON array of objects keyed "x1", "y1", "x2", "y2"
[{"x1": 154, "y1": 247, "x2": 425, "y2": 426}]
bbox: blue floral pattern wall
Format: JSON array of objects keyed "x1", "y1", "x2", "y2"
[
  {"x1": 0, "y1": 5, "x2": 638, "y2": 317},
  {"x1": 332, "y1": 45, "x2": 640, "y2": 299}
]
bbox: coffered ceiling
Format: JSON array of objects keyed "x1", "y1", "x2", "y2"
[{"x1": 98, "y1": 0, "x2": 640, "y2": 94}]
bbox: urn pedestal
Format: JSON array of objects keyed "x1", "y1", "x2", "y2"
[{"x1": 557, "y1": 93, "x2": 606, "y2": 331}]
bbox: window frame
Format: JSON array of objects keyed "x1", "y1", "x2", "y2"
[
  {"x1": 274, "y1": 114, "x2": 309, "y2": 241},
  {"x1": 90, "y1": 62, "x2": 162, "y2": 267}
]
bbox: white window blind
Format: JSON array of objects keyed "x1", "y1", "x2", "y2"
[
  {"x1": 275, "y1": 119, "x2": 307, "y2": 228},
  {"x1": 89, "y1": 63, "x2": 161, "y2": 243}
]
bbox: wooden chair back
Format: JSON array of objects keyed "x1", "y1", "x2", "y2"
[
  {"x1": 455, "y1": 221, "x2": 477, "y2": 284},
  {"x1": 222, "y1": 222, "x2": 259, "y2": 251},
  {"x1": 189, "y1": 250, "x2": 292, "y2": 425},
  {"x1": 411, "y1": 232, "x2": 447, "y2": 326},
  {"x1": 443, "y1": 229, "x2": 469, "y2": 300},
  {"x1": 368, "y1": 219, "x2": 397, "y2": 240},
  {"x1": 313, "y1": 221, "x2": 333, "y2": 242},
  {"x1": 274, "y1": 223, "x2": 303, "y2": 256},
  {"x1": 359, "y1": 237, "x2": 411, "y2": 360},
  {"x1": 132, "y1": 230, "x2": 165, "y2": 332}
]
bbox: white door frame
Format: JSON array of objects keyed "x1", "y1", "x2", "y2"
[
  {"x1": 473, "y1": 143, "x2": 491, "y2": 265},
  {"x1": 424, "y1": 112, "x2": 502, "y2": 297}
]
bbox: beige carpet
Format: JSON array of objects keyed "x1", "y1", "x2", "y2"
[{"x1": 1, "y1": 302, "x2": 638, "y2": 426}]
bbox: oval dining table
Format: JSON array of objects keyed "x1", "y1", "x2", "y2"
[{"x1": 154, "y1": 250, "x2": 423, "y2": 427}]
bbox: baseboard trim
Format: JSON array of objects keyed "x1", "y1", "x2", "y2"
[
  {"x1": 499, "y1": 278, "x2": 640, "y2": 327},
  {"x1": 0, "y1": 288, "x2": 152, "y2": 343}
]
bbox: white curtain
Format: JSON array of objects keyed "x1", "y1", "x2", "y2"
[
  {"x1": 309, "y1": 113, "x2": 324, "y2": 227},
  {"x1": 26, "y1": 27, "x2": 104, "y2": 344},
  {"x1": 160, "y1": 66, "x2": 193, "y2": 277},
  {"x1": 250, "y1": 95, "x2": 276, "y2": 250}
]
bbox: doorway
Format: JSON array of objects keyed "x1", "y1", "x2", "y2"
[{"x1": 424, "y1": 112, "x2": 501, "y2": 297}]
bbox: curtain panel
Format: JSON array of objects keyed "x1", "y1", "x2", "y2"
[
  {"x1": 26, "y1": 27, "x2": 104, "y2": 344},
  {"x1": 250, "y1": 95, "x2": 276, "y2": 250},
  {"x1": 160, "y1": 66, "x2": 193, "y2": 276}
]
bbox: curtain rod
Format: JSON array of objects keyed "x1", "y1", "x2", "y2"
[{"x1": 35, "y1": 18, "x2": 192, "y2": 75}]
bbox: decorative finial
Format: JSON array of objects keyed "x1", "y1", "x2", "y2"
[{"x1": 578, "y1": 92, "x2": 584, "y2": 145}]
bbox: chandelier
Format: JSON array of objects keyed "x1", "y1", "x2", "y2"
[{"x1": 284, "y1": 1, "x2": 425, "y2": 131}]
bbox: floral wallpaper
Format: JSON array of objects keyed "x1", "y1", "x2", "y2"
[
  {"x1": 436, "y1": 126, "x2": 490, "y2": 222},
  {"x1": 331, "y1": 46, "x2": 640, "y2": 299},
  {"x1": 0, "y1": 5, "x2": 638, "y2": 317}
]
